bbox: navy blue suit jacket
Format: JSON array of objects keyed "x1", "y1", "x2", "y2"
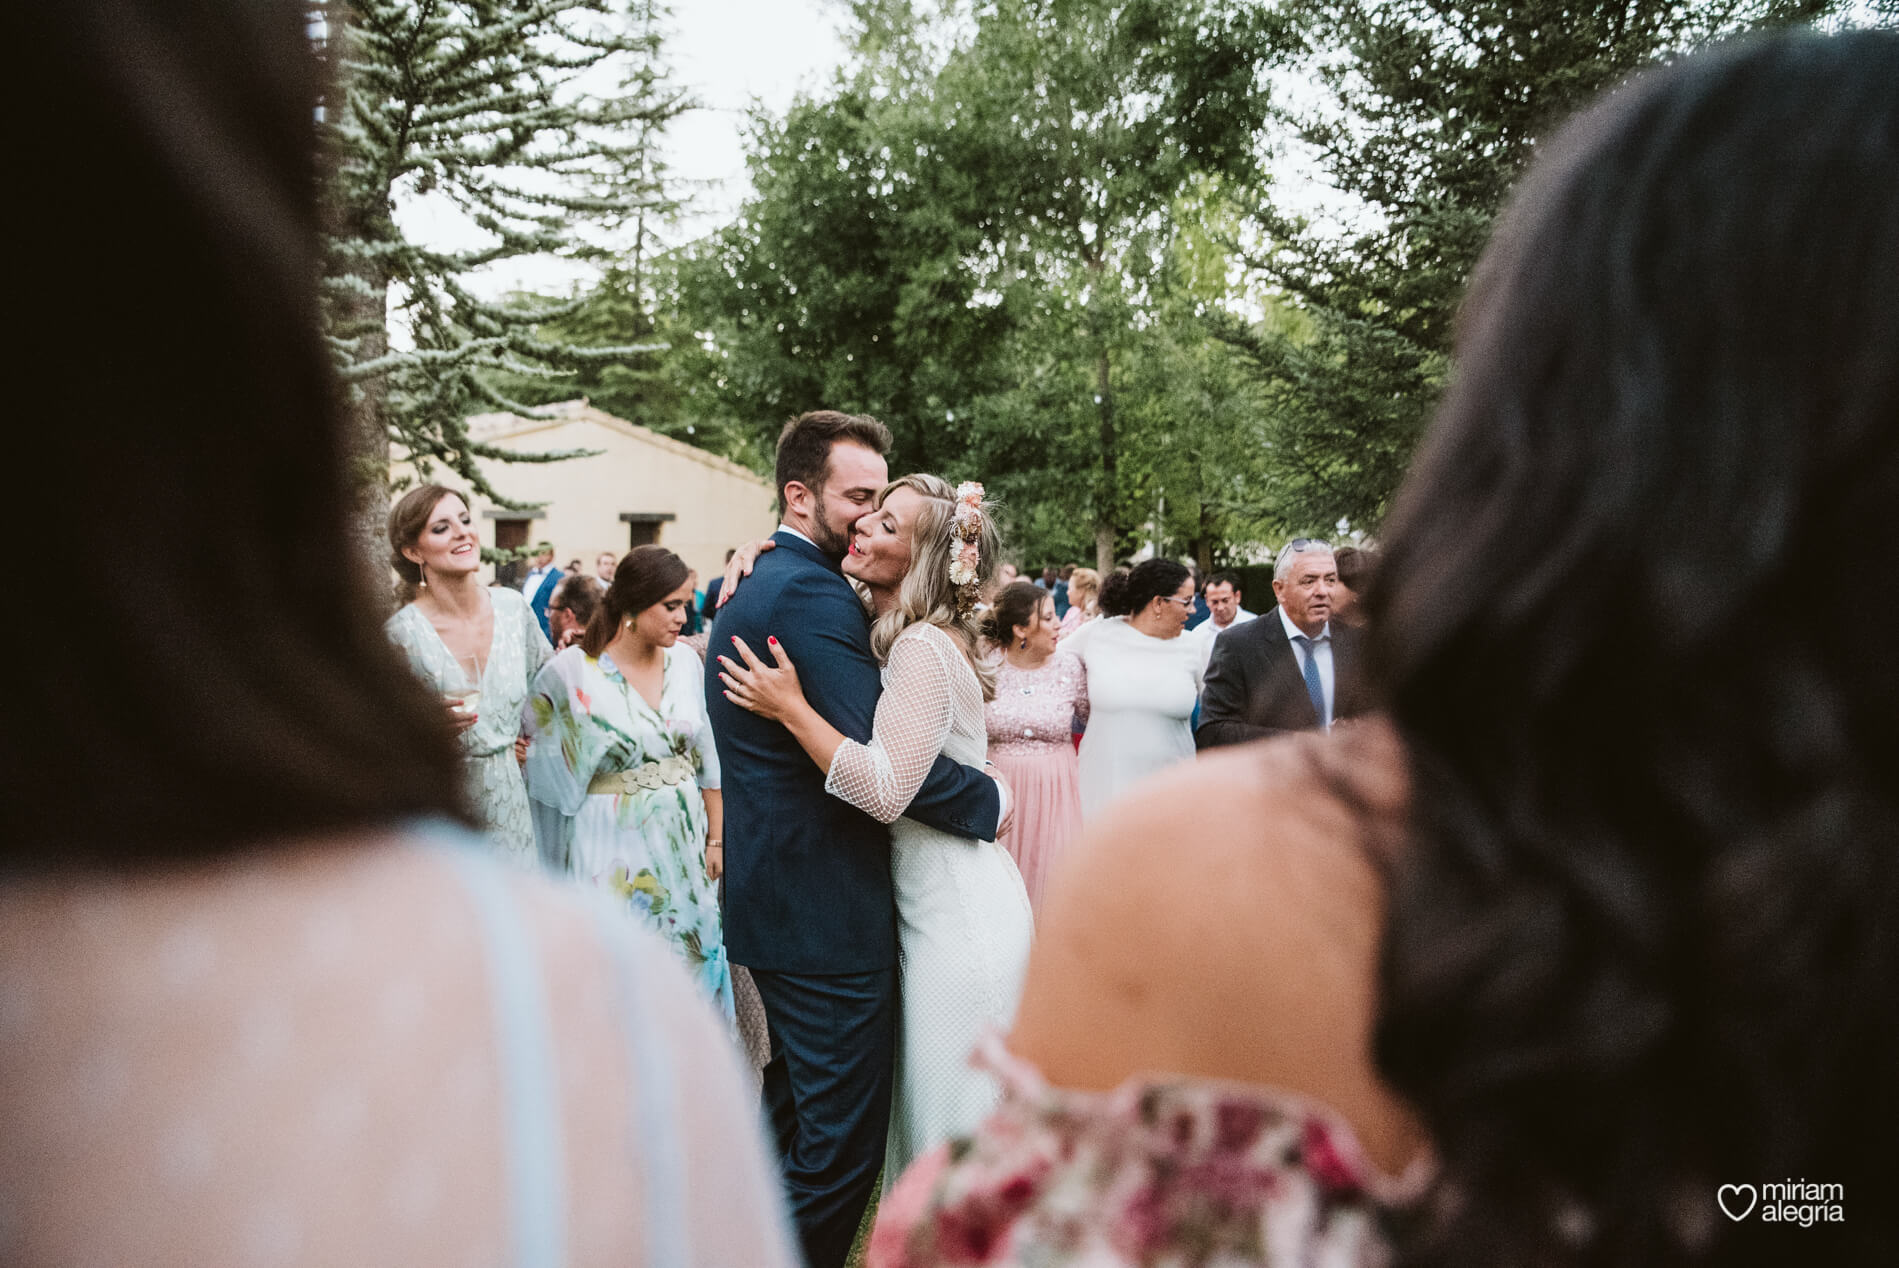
[
  {"x1": 526, "y1": 568, "x2": 560, "y2": 640},
  {"x1": 708, "y1": 531, "x2": 1002, "y2": 973}
]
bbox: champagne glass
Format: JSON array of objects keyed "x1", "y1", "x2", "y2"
[{"x1": 444, "y1": 652, "x2": 484, "y2": 718}]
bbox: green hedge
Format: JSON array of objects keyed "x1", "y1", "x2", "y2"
[{"x1": 1216, "y1": 564, "x2": 1276, "y2": 612}]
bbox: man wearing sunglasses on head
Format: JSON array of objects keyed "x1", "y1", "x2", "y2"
[{"x1": 1195, "y1": 538, "x2": 1371, "y2": 748}]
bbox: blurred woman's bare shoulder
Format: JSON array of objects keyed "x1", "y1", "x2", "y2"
[
  {"x1": 0, "y1": 829, "x2": 796, "y2": 1267},
  {"x1": 1008, "y1": 718, "x2": 1425, "y2": 1173}
]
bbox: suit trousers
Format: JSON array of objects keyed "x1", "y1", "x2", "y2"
[{"x1": 749, "y1": 965, "x2": 898, "y2": 1268}]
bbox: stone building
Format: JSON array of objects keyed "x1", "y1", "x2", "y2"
[{"x1": 445, "y1": 400, "x2": 777, "y2": 586}]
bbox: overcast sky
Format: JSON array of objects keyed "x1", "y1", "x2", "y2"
[{"x1": 664, "y1": 0, "x2": 851, "y2": 237}]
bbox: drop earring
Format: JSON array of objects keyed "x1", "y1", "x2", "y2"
[{"x1": 1019, "y1": 638, "x2": 1028, "y2": 649}]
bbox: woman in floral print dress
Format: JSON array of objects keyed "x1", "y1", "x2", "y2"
[
  {"x1": 524, "y1": 546, "x2": 733, "y2": 1021},
  {"x1": 385, "y1": 485, "x2": 552, "y2": 868}
]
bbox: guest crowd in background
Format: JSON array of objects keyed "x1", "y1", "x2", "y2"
[{"x1": 11, "y1": 6, "x2": 1898, "y2": 1267}]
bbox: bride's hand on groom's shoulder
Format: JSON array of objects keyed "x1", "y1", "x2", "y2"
[
  {"x1": 718, "y1": 634, "x2": 804, "y2": 721},
  {"x1": 716, "y1": 538, "x2": 776, "y2": 608}
]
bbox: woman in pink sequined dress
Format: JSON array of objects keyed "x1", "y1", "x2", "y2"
[{"x1": 981, "y1": 583, "x2": 1088, "y2": 914}]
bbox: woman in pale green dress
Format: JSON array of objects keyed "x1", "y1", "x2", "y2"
[
  {"x1": 385, "y1": 484, "x2": 552, "y2": 868},
  {"x1": 524, "y1": 545, "x2": 733, "y2": 1021}
]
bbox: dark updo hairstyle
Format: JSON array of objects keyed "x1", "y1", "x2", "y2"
[
  {"x1": 981, "y1": 581, "x2": 1051, "y2": 648},
  {"x1": 1096, "y1": 559, "x2": 1191, "y2": 618},
  {"x1": 387, "y1": 483, "x2": 465, "y2": 602},
  {"x1": 1368, "y1": 31, "x2": 1899, "y2": 1266},
  {"x1": 582, "y1": 545, "x2": 690, "y2": 656},
  {"x1": 1333, "y1": 546, "x2": 1373, "y2": 594},
  {"x1": 5, "y1": 0, "x2": 470, "y2": 865}
]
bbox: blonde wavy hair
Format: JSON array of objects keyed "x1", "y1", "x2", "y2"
[
  {"x1": 1066, "y1": 566, "x2": 1101, "y2": 614},
  {"x1": 868, "y1": 473, "x2": 1001, "y2": 702}
]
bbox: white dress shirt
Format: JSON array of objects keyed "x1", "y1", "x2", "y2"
[
  {"x1": 1200, "y1": 606, "x2": 1257, "y2": 637},
  {"x1": 1188, "y1": 606, "x2": 1257, "y2": 673},
  {"x1": 774, "y1": 522, "x2": 820, "y2": 550},
  {"x1": 1278, "y1": 604, "x2": 1335, "y2": 729},
  {"x1": 519, "y1": 564, "x2": 550, "y2": 596}
]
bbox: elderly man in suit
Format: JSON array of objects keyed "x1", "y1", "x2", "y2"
[
  {"x1": 1195, "y1": 539, "x2": 1369, "y2": 748},
  {"x1": 705, "y1": 409, "x2": 1004, "y2": 1268}
]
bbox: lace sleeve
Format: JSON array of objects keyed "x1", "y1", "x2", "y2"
[{"x1": 823, "y1": 627, "x2": 959, "y2": 824}]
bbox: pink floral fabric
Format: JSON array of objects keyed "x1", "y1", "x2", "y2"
[{"x1": 869, "y1": 1036, "x2": 1428, "y2": 1267}]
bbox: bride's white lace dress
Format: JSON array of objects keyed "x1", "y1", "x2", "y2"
[{"x1": 824, "y1": 622, "x2": 1035, "y2": 1181}]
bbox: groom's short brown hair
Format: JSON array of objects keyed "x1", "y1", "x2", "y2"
[{"x1": 775, "y1": 410, "x2": 893, "y2": 513}]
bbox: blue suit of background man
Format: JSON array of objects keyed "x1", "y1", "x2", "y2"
[
  {"x1": 707, "y1": 529, "x2": 1000, "y2": 1268},
  {"x1": 526, "y1": 566, "x2": 561, "y2": 641}
]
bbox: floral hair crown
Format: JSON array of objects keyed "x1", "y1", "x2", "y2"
[{"x1": 948, "y1": 481, "x2": 986, "y2": 618}]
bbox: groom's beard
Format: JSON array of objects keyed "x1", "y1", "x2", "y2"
[{"x1": 809, "y1": 513, "x2": 853, "y2": 559}]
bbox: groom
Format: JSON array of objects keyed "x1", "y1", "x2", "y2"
[{"x1": 707, "y1": 409, "x2": 1004, "y2": 1268}]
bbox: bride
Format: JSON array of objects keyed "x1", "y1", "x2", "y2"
[{"x1": 717, "y1": 474, "x2": 1034, "y2": 1179}]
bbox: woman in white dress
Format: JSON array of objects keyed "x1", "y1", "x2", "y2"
[
  {"x1": 717, "y1": 475, "x2": 1034, "y2": 1181},
  {"x1": 386, "y1": 484, "x2": 553, "y2": 866},
  {"x1": 1061, "y1": 559, "x2": 1204, "y2": 817}
]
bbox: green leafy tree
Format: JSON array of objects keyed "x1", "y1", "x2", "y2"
[
  {"x1": 317, "y1": 0, "x2": 686, "y2": 564},
  {"x1": 1227, "y1": 0, "x2": 1839, "y2": 530},
  {"x1": 1109, "y1": 181, "x2": 1298, "y2": 571},
  {"x1": 483, "y1": 254, "x2": 759, "y2": 461},
  {"x1": 922, "y1": 0, "x2": 1281, "y2": 570},
  {"x1": 675, "y1": 63, "x2": 1026, "y2": 481},
  {"x1": 680, "y1": 0, "x2": 1282, "y2": 571}
]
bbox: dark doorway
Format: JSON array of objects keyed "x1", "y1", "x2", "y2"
[
  {"x1": 491, "y1": 516, "x2": 531, "y2": 587},
  {"x1": 619, "y1": 511, "x2": 676, "y2": 549}
]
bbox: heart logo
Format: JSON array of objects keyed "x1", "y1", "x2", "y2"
[{"x1": 1717, "y1": 1183, "x2": 1758, "y2": 1222}]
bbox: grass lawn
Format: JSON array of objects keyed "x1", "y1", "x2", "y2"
[{"x1": 845, "y1": 1179, "x2": 880, "y2": 1268}]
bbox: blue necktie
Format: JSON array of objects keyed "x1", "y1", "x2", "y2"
[{"x1": 1293, "y1": 633, "x2": 1328, "y2": 727}]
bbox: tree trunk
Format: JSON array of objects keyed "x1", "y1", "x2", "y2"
[
  {"x1": 1093, "y1": 349, "x2": 1117, "y2": 575},
  {"x1": 322, "y1": 5, "x2": 399, "y2": 613},
  {"x1": 336, "y1": 251, "x2": 394, "y2": 612}
]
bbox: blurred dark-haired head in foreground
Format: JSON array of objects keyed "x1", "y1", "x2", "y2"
[
  {"x1": 0, "y1": 5, "x2": 799, "y2": 1264},
  {"x1": 6, "y1": 0, "x2": 466, "y2": 860},
  {"x1": 1372, "y1": 27, "x2": 1899, "y2": 1265}
]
